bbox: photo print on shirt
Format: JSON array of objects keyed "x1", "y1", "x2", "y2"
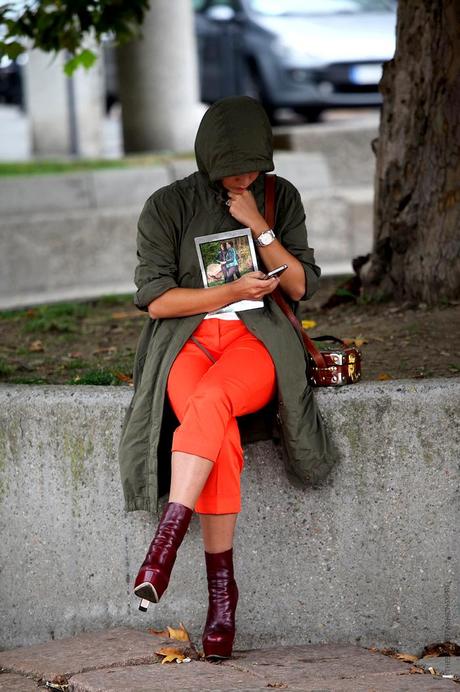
[{"x1": 194, "y1": 228, "x2": 264, "y2": 314}]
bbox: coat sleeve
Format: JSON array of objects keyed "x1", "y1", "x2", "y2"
[
  {"x1": 133, "y1": 195, "x2": 179, "y2": 312},
  {"x1": 275, "y1": 178, "x2": 321, "y2": 301}
]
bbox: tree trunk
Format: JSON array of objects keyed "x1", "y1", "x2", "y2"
[
  {"x1": 116, "y1": 0, "x2": 205, "y2": 153},
  {"x1": 361, "y1": 0, "x2": 460, "y2": 304}
]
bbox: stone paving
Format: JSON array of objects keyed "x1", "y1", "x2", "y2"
[{"x1": 0, "y1": 627, "x2": 456, "y2": 691}]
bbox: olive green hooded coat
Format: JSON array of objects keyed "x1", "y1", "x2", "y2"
[{"x1": 118, "y1": 96, "x2": 335, "y2": 514}]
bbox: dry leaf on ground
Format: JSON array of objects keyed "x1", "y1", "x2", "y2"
[
  {"x1": 148, "y1": 622, "x2": 191, "y2": 642},
  {"x1": 167, "y1": 622, "x2": 191, "y2": 641},
  {"x1": 148, "y1": 626, "x2": 170, "y2": 638},
  {"x1": 29, "y1": 339, "x2": 44, "y2": 352},
  {"x1": 394, "y1": 652, "x2": 419, "y2": 663},
  {"x1": 114, "y1": 371, "x2": 133, "y2": 384},
  {"x1": 343, "y1": 337, "x2": 368, "y2": 348},
  {"x1": 407, "y1": 666, "x2": 425, "y2": 674},
  {"x1": 421, "y1": 641, "x2": 460, "y2": 657},
  {"x1": 155, "y1": 646, "x2": 186, "y2": 664},
  {"x1": 92, "y1": 346, "x2": 117, "y2": 355},
  {"x1": 377, "y1": 372, "x2": 392, "y2": 380}
]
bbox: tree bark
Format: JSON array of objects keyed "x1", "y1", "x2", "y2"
[
  {"x1": 361, "y1": 0, "x2": 460, "y2": 304},
  {"x1": 116, "y1": 0, "x2": 205, "y2": 153}
]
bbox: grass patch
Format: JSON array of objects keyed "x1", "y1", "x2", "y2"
[
  {"x1": 22, "y1": 303, "x2": 90, "y2": 333},
  {"x1": 93, "y1": 293, "x2": 134, "y2": 306},
  {"x1": 0, "y1": 358, "x2": 15, "y2": 376},
  {"x1": 0, "y1": 152, "x2": 195, "y2": 177},
  {"x1": 70, "y1": 369, "x2": 122, "y2": 385},
  {"x1": 9, "y1": 376, "x2": 49, "y2": 384}
]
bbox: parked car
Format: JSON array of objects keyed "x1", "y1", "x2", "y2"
[
  {"x1": 194, "y1": 0, "x2": 397, "y2": 121},
  {"x1": 0, "y1": 56, "x2": 23, "y2": 107}
]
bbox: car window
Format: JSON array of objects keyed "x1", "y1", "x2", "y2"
[{"x1": 247, "y1": 0, "x2": 396, "y2": 15}]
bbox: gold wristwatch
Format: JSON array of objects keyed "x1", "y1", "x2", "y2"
[{"x1": 255, "y1": 229, "x2": 276, "y2": 247}]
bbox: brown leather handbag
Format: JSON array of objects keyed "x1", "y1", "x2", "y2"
[{"x1": 264, "y1": 173, "x2": 361, "y2": 387}]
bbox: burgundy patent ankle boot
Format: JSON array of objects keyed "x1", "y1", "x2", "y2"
[
  {"x1": 202, "y1": 548, "x2": 239, "y2": 660},
  {"x1": 134, "y1": 501, "x2": 193, "y2": 611}
]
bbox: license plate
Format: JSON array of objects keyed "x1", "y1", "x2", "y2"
[{"x1": 349, "y1": 64, "x2": 382, "y2": 85}]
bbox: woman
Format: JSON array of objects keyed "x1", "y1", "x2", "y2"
[
  {"x1": 118, "y1": 96, "x2": 334, "y2": 661},
  {"x1": 224, "y1": 241, "x2": 241, "y2": 281},
  {"x1": 216, "y1": 242, "x2": 229, "y2": 282}
]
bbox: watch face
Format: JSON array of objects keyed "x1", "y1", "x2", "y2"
[{"x1": 259, "y1": 230, "x2": 274, "y2": 245}]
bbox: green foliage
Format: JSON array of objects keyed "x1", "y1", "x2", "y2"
[
  {"x1": 0, "y1": 358, "x2": 14, "y2": 376},
  {"x1": 0, "y1": 0, "x2": 150, "y2": 75},
  {"x1": 71, "y1": 368, "x2": 120, "y2": 385},
  {"x1": 96, "y1": 293, "x2": 134, "y2": 306},
  {"x1": 22, "y1": 302, "x2": 89, "y2": 333},
  {"x1": 63, "y1": 48, "x2": 97, "y2": 75},
  {"x1": 0, "y1": 153, "x2": 194, "y2": 176},
  {"x1": 335, "y1": 287, "x2": 357, "y2": 300},
  {"x1": 9, "y1": 376, "x2": 48, "y2": 384}
]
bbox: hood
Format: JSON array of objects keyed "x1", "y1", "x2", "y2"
[{"x1": 194, "y1": 96, "x2": 274, "y2": 182}]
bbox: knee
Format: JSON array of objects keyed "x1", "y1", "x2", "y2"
[{"x1": 187, "y1": 384, "x2": 233, "y2": 415}]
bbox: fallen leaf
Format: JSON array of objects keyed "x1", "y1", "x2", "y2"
[
  {"x1": 155, "y1": 646, "x2": 186, "y2": 664},
  {"x1": 29, "y1": 340, "x2": 44, "y2": 352},
  {"x1": 343, "y1": 337, "x2": 368, "y2": 348},
  {"x1": 114, "y1": 371, "x2": 133, "y2": 384},
  {"x1": 51, "y1": 675, "x2": 69, "y2": 685},
  {"x1": 407, "y1": 666, "x2": 425, "y2": 674},
  {"x1": 148, "y1": 622, "x2": 190, "y2": 642},
  {"x1": 421, "y1": 641, "x2": 460, "y2": 657},
  {"x1": 301, "y1": 320, "x2": 317, "y2": 329},
  {"x1": 167, "y1": 622, "x2": 191, "y2": 642},
  {"x1": 395, "y1": 652, "x2": 419, "y2": 663},
  {"x1": 148, "y1": 626, "x2": 170, "y2": 638},
  {"x1": 92, "y1": 346, "x2": 117, "y2": 355},
  {"x1": 377, "y1": 372, "x2": 392, "y2": 380},
  {"x1": 67, "y1": 351, "x2": 83, "y2": 358}
]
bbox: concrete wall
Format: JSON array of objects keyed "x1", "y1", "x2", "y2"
[
  {"x1": 0, "y1": 379, "x2": 458, "y2": 653},
  {"x1": 0, "y1": 122, "x2": 377, "y2": 309}
]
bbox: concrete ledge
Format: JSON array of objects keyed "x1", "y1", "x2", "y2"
[
  {"x1": 274, "y1": 119, "x2": 378, "y2": 187},
  {"x1": 0, "y1": 379, "x2": 458, "y2": 652}
]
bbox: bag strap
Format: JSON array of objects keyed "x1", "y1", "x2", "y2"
[
  {"x1": 264, "y1": 173, "x2": 327, "y2": 370},
  {"x1": 190, "y1": 335, "x2": 217, "y2": 363}
]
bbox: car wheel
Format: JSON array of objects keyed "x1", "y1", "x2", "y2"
[{"x1": 295, "y1": 106, "x2": 324, "y2": 123}]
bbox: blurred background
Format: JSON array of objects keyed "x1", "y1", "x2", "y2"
[{"x1": 0, "y1": 0, "x2": 397, "y2": 311}]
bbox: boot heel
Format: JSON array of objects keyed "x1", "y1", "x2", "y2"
[{"x1": 139, "y1": 599, "x2": 150, "y2": 612}]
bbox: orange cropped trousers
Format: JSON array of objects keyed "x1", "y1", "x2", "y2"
[{"x1": 166, "y1": 318, "x2": 276, "y2": 514}]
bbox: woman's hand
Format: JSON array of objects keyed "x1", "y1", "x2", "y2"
[
  {"x1": 232, "y1": 271, "x2": 279, "y2": 301},
  {"x1": 227, "y1": 190, "x2": 268, "y2": 234}
]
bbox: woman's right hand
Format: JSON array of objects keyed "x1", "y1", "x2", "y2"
[{"x1": 232, "y1": 271, "x2": 279, "y2": 301}]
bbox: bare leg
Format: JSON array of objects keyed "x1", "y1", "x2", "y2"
[
  {"x1": 198, "y1": 513, "x2": 238, "y2": 553},
  {"x1": 168, "y1": 450, "x2": 214, "y2": 510}
]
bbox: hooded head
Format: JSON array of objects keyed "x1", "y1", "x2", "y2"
[{"x1": 194, "y1": 96, "x2": 274, "y2": 183}]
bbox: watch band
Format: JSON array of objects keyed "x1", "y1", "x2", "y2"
[{"x1": 255, "y1": 228, "x2": 276, "y2": 247}]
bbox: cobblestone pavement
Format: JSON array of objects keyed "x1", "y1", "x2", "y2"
[{"x1": 0, "y1": 627, "x2": 456, "y2": 691}]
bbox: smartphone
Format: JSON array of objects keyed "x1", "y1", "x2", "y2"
[{"x1": 265, "y1": 264, "x2": 288, "y2": 279}]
